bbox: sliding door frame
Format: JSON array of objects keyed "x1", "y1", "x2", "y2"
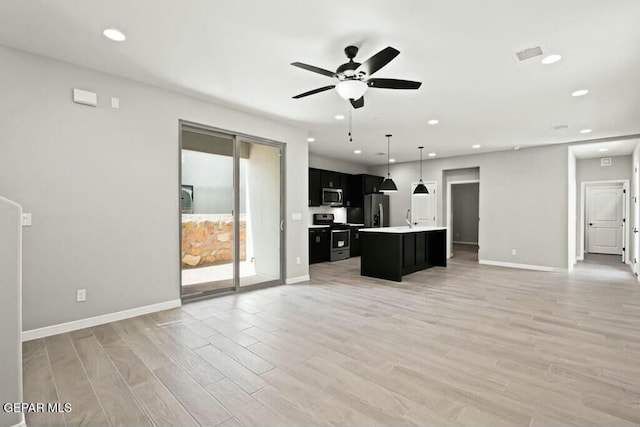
[{"x1": 178, "y1": 120, "x2": 286, "y2": 302}]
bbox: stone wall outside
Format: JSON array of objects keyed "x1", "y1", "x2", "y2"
[{"x1": 181, "y1": 214, "x2": 246, "y2": 268}]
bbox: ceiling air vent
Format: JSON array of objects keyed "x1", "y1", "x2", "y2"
[
  {"x1": 601, "y1": 158, "x2": 612, "y2": 167},
  {"x1": 553, "y1": 124, "x2": 570, "y2": 130},
  {"x1": 516, "y1": 46, "x2": 543, "y2": 61}
]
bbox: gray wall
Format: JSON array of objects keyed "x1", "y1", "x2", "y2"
[
  {"x1": 309, "y1": 153, "x2": 368, "y2": 175},
  {"x1": 577, "y1": 156, "x2": 631, "y2": 183},
  {"x1": 0, "y1": 46, "x2": 308, "y2": 331},
  {"x1": 369, "y1": 144, "x2": 569, "y2": 269},
  {"x1": 452, "y1": 183, "x2": 479, "y2": 244},
  {"x1": 0, "y1": 197, "x2": 22, "y2": 427}
]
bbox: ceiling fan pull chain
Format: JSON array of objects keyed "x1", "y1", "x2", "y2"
[{"x1": 348, "y1": 108, "x2": 353, "y2": 143}]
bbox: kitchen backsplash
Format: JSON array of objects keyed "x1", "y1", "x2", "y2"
[{"x1": 309, "y1": 206, "x2": 347, "y2": 224}]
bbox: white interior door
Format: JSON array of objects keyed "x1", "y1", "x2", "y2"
[
  {"x1": 586, "y1": 187, "x2": 623, "y2": 255},
  {"x1": 411, "y1": 182, "x2": 437, "y2": 226}
]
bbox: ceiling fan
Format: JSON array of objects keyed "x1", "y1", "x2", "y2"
[{"x1": 291, "y1": 45, "x2": 422, "y2": 109}]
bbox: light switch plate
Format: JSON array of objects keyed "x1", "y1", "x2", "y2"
[
  {"x1": 22, "y1": 213, "x2": 32, "y2": 226},
  {"x1": 111, "y1": 97, "x2": 120, "y2": 109},
  {"x1": 292, "y1": 212, "x2": 302, "y2": 220}
]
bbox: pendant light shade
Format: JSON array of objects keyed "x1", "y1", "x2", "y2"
[
  {"x1": 381, "y1": 134, "x2": 397, "y2": 193},
  {"x1": 413, "y1": 146, "x2": 430, "y2": 195}
]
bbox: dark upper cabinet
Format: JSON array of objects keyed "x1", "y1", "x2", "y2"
[
  {"x1": 345, "y1": 174, "x2": 364, "y2": 207},
  {"x1": 308, "y1": 168, "x2": 322, "y2": 206},
  {"x1": 310, "y1": 169, "x2": 383, "y2": 207},
  {"x1": 320, "y1": 170, "x2": 346, "y2": 189},
  {"x1": 363, "y1": 174, "x2": 384, "y2": 194},
  {"x1": 309, "y1": 228, "x2": 330, "y2": 264}
]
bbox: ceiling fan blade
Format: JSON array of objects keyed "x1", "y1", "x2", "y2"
[
  {"x1": 367, "y1": 78, "x2": 422, "y2": 90},
  {"x1": 356, "y1": 47, "x2": 400, "y2": 76},
  {"x1": 291, "y1": 62, "x2": 336, "y2": 78},
  {"x1": 350, "y1": 97, "x2": 364, "y2": 109},
  {"x1": 292, "y1": 85, "x2": 336, "y2": 99}
]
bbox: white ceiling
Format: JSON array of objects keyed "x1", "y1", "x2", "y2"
[
  {"x1": 1, "y1": 0, "x2": 639, "y2": 165},
  {"x1": 571, "y1": 138, "x2": 638, "y2": 159}
]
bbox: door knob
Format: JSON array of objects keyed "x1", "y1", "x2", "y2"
[
  {"x1": 589, "y1": 223, "x2": 593, "y2": 226},
  {"x1": 634, "y1": 228, "x2": 639, "y2": 233}
]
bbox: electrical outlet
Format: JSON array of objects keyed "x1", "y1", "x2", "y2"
[
  {"x1": 76, "y1": 289, "x2": 86, "y2": 302},
  {"x1": 512, "y1": 249, "x2": 517, "y2": 255},
  {"x1": 296, "y1": 257, "x2": 301, "y2": 265}
]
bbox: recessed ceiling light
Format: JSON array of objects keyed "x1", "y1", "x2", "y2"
[
  {"x1": 428, "y1": 152, "x2": 436, "y2": 157},
  {"x1": 572, "y1": 89, "x2": 589, "y2": 97},
  {"x1": 354, "y1": 149, "x2": 362, "y2": 154},
  {"x1": 514, "y1": 146, "x2": 520, "y2": 150},
  {"x1": 580, "y1": 128, "x2": 592, "y2": 134},
  {"x1": 541, "y1": 54, "x2": 561, "y2": 65},
  {"x1": 103, "y1": 28, "x2": 126, "y2": 42},
  {"x1": 389, "y1": 158, "x2": 396, "y2": 163},
  {"x1": 307, "y1": 137, "x2": 315, "y2": 142},
  {"x1": 334, "y1": 114, "x2": 345, "y2": 120},
  {"x1": 472, "y1": 144, "x2": 481, "y2": 149},
  {"x1": 428, "y1": 119, "x2": 439, "y2": 125},
  {"x1": 599, "y1": 148, "x2": 608, "y2": 152}
]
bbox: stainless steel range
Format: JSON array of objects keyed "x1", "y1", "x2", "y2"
[{"x1": 313, "y1": 213, "x2": 350, "y2": 261}]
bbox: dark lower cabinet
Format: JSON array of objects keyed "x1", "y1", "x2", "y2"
[
  {"x1": 350, "y1": 227, "x2": 361, "y2": 257},
  {"x1": 309, "y1": 228, "x2": 330, "y2": 264},
  {"x1": 403, "y1": 233, "x2": 415, "y2": 268},
  {"x1": 361, "y1": 229, "x2": 447, "y2": 282}
]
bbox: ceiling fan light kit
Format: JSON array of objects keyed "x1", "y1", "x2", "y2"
[
  {"x1": 291, "y1": 45, "x2": 422, "y2": 109},
  {"x1": 335, "y1": 80, "x2": 368, "y2": 101}
]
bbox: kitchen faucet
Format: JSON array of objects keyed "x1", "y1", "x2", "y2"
[{"x1": 406, "y1": 209, "x2": 412, "y2": 228}]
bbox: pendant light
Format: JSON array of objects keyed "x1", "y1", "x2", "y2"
[
  {"x1": 413, "y1": 146, "x2": 429, "y2": 195},
  {"x1": 380, "y1": 134, "x2": 398, "y2": 192}
]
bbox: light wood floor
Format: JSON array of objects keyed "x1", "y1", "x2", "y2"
[{"x1": 23, "y1": 249, "x2": 640, "y2": 426}]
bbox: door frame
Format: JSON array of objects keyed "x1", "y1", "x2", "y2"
[
  {"x1": 178, "y1": 120, "x2": 286, "y2": 302},
  {"x1": 579, "y1": 179, "x2": 629, "y2": 263},
  {"x1": 446, "y1": 179, "x2": 480, "y2": 259}
]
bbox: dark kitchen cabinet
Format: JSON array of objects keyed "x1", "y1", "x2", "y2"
[
  {"x1": 308, "y1": 168, "x2": 321, "y2": 206},
  {"x1": 309, "y1": 228, "x2": 330, "y2": 264},
  {"x1": 345, "y1": 175, "x2": 363, "y2": 207},
  {"x1": 321, "y1": 170, "x2": 344, "y2": 189},
  {"x1": 345, "y1": 174, "x2": 385, "y2": 207},
  {"x1": 363, "y1": 174, "x2": 384, "y2": 194},
  {"x1": 350, "y1": 227, "x2": 361, "y2": 257},
  {"x1": 403, "y1": 233, "x2": 416, "y2": 268}
]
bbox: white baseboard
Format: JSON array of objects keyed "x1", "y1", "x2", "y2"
[
  {"x1": 479, "y1": 259, "x2": 567, "y2": 272},
  {"x1": 285, "y1": 275, "x2": 310, "y2": 284},
  {"x1": 22, "y1": 299, "x2": 182, "y2": 342},
  {"x1": 452, "y1": 241, "x2": 478, "y2": 245}
]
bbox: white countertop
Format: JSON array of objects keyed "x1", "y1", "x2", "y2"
[
  {"x1": 309, "y1": 225, "x2": 330, "y2": 229},
  {"x1": 359, "y1": 226, "x2": 447, "y2": 234}
]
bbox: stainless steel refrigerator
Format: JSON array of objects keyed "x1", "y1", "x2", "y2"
[{"x1": 364, "y1": 194, "x2": 390, "y2": 228}]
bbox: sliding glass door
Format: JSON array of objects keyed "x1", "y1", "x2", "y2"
[
  {"x1": 179, "y1": 122, "x2": 284, "y2": 300},
  {"x1": 238, "y1": 139, "x2": 283, "y2": 288}
]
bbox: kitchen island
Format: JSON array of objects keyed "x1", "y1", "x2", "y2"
[{"x1": 360, "y1": 226, "x2": 447, "y2": 282}]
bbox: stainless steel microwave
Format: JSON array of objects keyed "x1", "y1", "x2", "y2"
[{"x1": 322, "y1": 188, "x2": 343, "y2": 206}]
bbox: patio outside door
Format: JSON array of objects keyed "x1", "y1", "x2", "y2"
[{"x1": 179, "y1": 122, "x2": 284, "y2": 300}]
